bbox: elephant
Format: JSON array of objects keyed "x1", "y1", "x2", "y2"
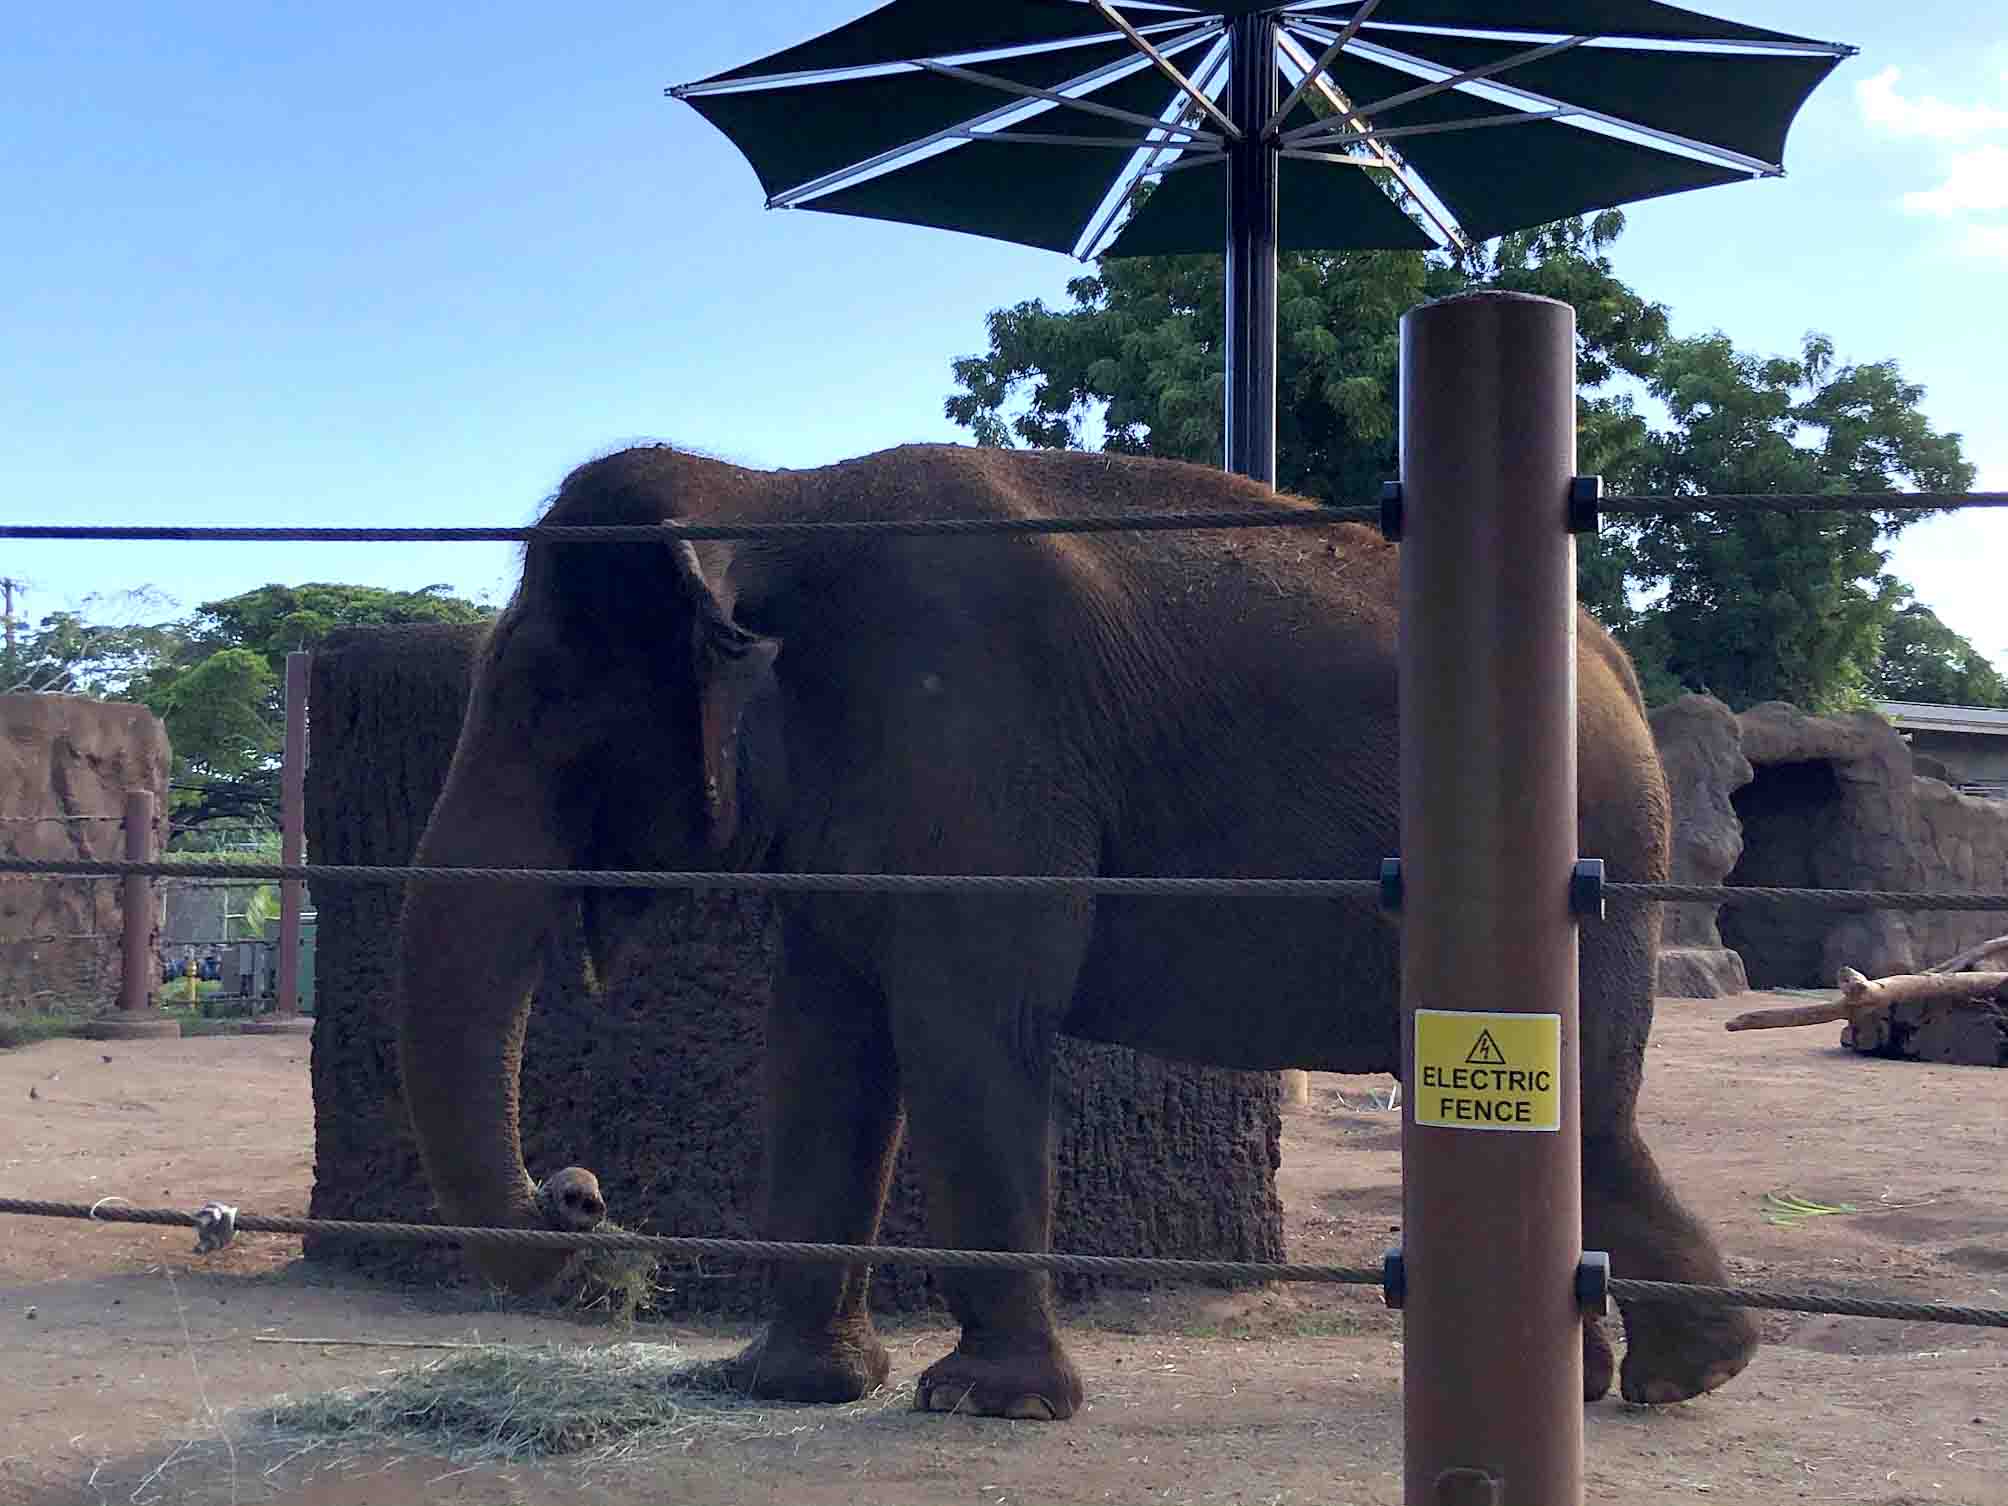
[{"x1": 395, "y1": 440, "x2": 1758, "y2": 1421}]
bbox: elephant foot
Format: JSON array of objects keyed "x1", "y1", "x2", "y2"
[
  {"x1": 914, "y1": 1334, "x2": 1085, "y2": 1421},
  {"x1": 723, "y1": 1320, "x2": 891, "y2": 1405},
  {"x1": 1583, "y1": 1133, "x2": 1760, "y2": 1405},
  {"x1": 1583, "y1": 1315, "x2": 1616, "y2": 1403},
  {"x1": 1617, "y1": 1300, "x2": 1759, "y2": 1405}
]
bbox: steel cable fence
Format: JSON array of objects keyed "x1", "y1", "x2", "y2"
[
  {"x1": 0, "y1": 1198, "x2": 2002, "y2": 1330},
  {"x1": 2, "y1": 491, "x2": 2006, "y2": 547},
  {"x1": 3, "y1": 856, "x2": 2008, "y2": 914},
  {"x1": 10, "y1": 490, "x2": 2007, "y2": 1360}
]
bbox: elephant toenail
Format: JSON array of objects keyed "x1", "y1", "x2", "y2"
[
  {"x1": 1002, "y1": 1396, "x2": 1058, "y2": 1421},
  {"x1": 1642, "y1": 1380, "x2": 1691, "y2": 1405}
]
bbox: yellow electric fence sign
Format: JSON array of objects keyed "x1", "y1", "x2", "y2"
[{"x1": 1414, "y1": 1010, "x2": 1563, "y2": 1133}]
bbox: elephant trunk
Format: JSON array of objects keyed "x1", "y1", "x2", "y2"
[{"x1": 395, "y1": 843, "x2": 578, "y2": 1294}]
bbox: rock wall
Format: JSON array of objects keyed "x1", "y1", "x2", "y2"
[
  {"x1": 305, "y1": 625, "x2": 1285, "y2": 1312},
  {"x1": 1732, "y1": 703, "x2": 1922, "y2": 985},
  {"x1": 1651, "y1": 695, "x2": 2008, "y2": 994},
  {"x1": 0, "y1": 693, "x2": 170, "y2": 1010},
  {"x1": 1648, "y1": 696, "x2": 1751, "y2": 998},
  {"x1": 1909, "y1": 778, "x2": 2008, "y2": 967}
]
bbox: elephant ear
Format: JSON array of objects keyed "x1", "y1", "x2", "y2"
[{"x1": 667, "y1": 537, "x2": 779, "y2": 853}]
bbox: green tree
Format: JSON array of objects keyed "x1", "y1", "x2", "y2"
[
  {"x1": 149, "y1": 647, "x2": 278, "y2": 780},
  {"x1": 1867, "y1": 590, "x2": 2008, "y2": 707},
  {"x1": 137, "y1": 583, "x2": 496, "y2": 830},
  {"x1": 947, "y1": 212, "x2": 1662, "y2": 513},
  {"x1": 946, "y1": 218, "x2": 1976, "y2": 713},
  {"x1": 2, "y1": 589, "x2": 185, "y2": 697},
  {"x1": 946, "y1": 213, "x2": 1661, "y2": 640},
  {"x1": 1612, "y1": 334, "x2": 1976, "y2": 712},
  {"x1": 174, "y1": 582, "x2": 494, "y2": 678}
]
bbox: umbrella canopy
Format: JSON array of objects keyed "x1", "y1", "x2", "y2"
[{"x1": 672, "y1": 1, "x2": 1854, "y2": 481}]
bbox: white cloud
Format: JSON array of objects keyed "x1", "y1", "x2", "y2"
[
  {"x1": 1962, "y1": 222, "x2": 2008, "y2": 259},
  {"x1": 1857, "y1": 67, "x2": 2008, "y2": 257},
  {"x1": 1856, "y1": 65, "x2": 2008, "y2": 140},
  {"x1": 1902, "y1": 144, "x2": 2008, "y2": 215}
]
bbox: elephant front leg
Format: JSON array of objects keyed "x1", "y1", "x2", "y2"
[
  {"x1": 728, "y1": 920, "x2": 903, "y2": 1405},
  {"x1": 886, "y1": 900, "x2": 1090, "y2": 1422}
]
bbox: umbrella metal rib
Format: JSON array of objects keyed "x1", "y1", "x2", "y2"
[
  {"x1": 1270, "y1": 27, "x2": 1467, "y2": 251},
  {"x1": 1267, "y1": 0, "x2": 1381, "y2": 132},
  {"x1": 1091, "y1": 0, "x2": 1244, "y2": 136},
  {"x1": 755, "y1": 27, "x2": 1223, "y2": 211},
  {"x1": 1319, "y1": 29, "x2": 1790, "y2": 176}
]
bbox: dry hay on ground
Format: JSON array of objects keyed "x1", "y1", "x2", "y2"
[{"x1": 257, "y1": 1341, "x2": 908, "y2": 1470}]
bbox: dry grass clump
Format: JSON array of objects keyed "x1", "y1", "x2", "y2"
[
  {"x1": 258, "y1": 1342, "x2": 906, "y2": 1467},
  {"x1": 542, "y1": 1232, "x2": 662, "y2": 1326}
]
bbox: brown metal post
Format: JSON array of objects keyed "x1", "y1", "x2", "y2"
[
  {"x1": 1397, "y1": 292, "x2": 1583, "y2": 1506},
  {"x1": 274, "y1": 650, "x2": 309, "y2": 1016},
  {"x1": 120, "y1": 788, "x2": 155, "y2": 1013}
]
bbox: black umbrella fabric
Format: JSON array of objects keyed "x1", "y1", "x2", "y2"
[{"x1": 672, "y1": 1, "x2": 1854, "y2": 479}]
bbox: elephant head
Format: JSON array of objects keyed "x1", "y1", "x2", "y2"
[{"x1": 393, "y1": 456, "x2": 781, "y2": 1293}]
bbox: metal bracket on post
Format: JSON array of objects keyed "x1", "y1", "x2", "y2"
[
  {"x1": 1380, "y1": 857, "x2": 1404, "y2": 912},
  {"x1": 1569, "y1": 858, "x2": 1605, "y2": 921},
  {"x1": 1382, "y1": 1245, "x2": 1407, "y2": 1310},
  {"x1": 1567, "y1": 475, "x2": 1602, "y2": 534},
  {"x1": 1575, "y1": 1251, "x2": 1612, "y2": 1318},
  {"x1": 1379, "y1": 480, "x2": 1405, "y2": 542}
]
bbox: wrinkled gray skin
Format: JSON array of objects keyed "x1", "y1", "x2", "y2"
[{"x1": 396, "y1": 443, "x2": 1758, "y2": 1421}]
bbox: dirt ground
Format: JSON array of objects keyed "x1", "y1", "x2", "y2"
[{"x1": 0, "y1": 994, "x2": 2001, "y2": 1506}]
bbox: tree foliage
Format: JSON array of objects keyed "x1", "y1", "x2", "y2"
[
  {"x1": 945, "y1": 215, "x2": 1982, "y2": 713},
  {"x1": 9, "y1": 582, "x2": 494, "y2": 833},
  {"x1": 176, "y1": 583, "x2": 491, "y2": 678},
  {"x1": 143, "y1": 583, "x2": 494, "y2": 829},
  {"x1": 3, "y1": 589, "x2": 185, "y2": 698},
  {"x1": 947, "y1": 212, "x2": 1660, "y2": 512},
  {"x1": 1868, "y1": 591, "x2": 2008, "y2": 708},
  {"x1": 1607, "y1": 334, "x2": 1976, "y2": 712}
]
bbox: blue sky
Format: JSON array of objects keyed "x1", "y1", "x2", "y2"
[{"x1": 5, "y1": 2, "x2": 2004, "y2": 664}]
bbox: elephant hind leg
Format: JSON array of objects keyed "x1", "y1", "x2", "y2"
[
  {"x1": 1579, "y1": 906, "x2": 1757, "y2": 1404},
  {"x1": 1583, "y1": 1130, "x2": 1760, "y2": 1405},
  {"x1": 885, "y1": 894, "x2": 1093, "y2": 1422}
]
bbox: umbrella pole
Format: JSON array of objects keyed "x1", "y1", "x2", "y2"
[{"x1": 1223, "y1": 13, "x2": 1278, "y2": 486}]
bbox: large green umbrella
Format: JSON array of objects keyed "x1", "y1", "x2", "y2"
[{"x1": 672, "y1": 2, "x2": 1853, "y2": 483}]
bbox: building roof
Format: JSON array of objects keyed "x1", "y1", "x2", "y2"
[{"x1": 1875, "y1": 701, "x2": 2008, "y2": 737}]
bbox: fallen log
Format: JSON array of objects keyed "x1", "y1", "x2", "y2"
[
  {"x1": 1925, "y1": 932, "x2": 2008, "y2": 975},
  {"x1": 1723, "y1": 968, "x2": 2007, "y2": 1033}
]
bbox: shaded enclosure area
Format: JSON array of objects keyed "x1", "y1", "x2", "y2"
[
  {"x1": 304, "y1": 625, "x2": 1285, "y2": 1314},
  {"x1": 1721, "y1": 758, "x2": 1846, "y2": 989}
]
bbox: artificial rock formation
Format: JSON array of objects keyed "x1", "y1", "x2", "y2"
[
  {"x1": 1651, "y1": 695, "x2": 2008, "y2": 1006},
  {"x1": 1908, "y1": 778, "x2": 2008, "y2": 970},
  {"x1": 0, "y1": 694, "x2": 170, "y2": 1010},
  {"x1": 1648, "y1": 695, "x2": 1752, "y2": 998},
  {"x1": 1730, "y1": 702, "x2": 1920, "y2": 986},
  {"x1": 305, "y1": 625, "x2": 1285, "y2": 1312}
]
